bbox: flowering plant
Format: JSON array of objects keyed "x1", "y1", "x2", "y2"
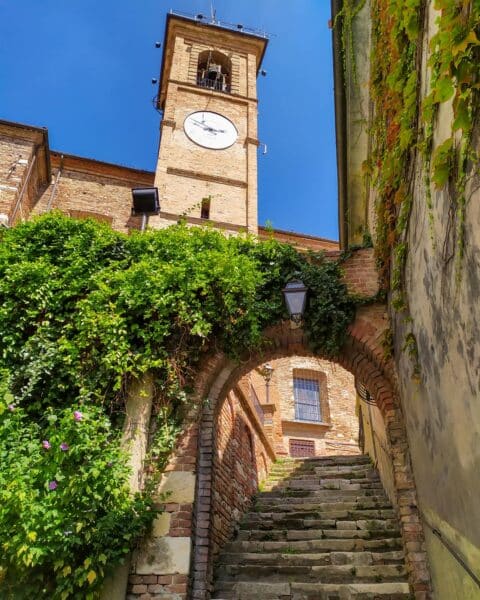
[{"x1": 0, "y1": 399, "x2": 154, "y2": 599}]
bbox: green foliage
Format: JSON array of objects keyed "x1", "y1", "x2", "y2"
[
  {"x1": 423, "y1": 1, "x2": 480, "y2": 279},
  {"x1": 0, "y1": 397, "x2": 153, "y2": 599},
  {"x1": 0, "y1": 213, "x2": 360, "y2": 596},
  {"x1": 431, "y1": 137, "x2": 455, "y2": 188}
]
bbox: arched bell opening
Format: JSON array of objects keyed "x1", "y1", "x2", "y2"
[{"x1": 197, "y1": 50, "x2": 232, "y2": 93}]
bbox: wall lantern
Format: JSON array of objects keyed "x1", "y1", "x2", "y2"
[
  {"x1": 258, "y1": 363, "x2": 275, "y2": 404},
  {"x1": 259, "y1": 363, "x2": 274, "y2": 383},
  {"x1": 282, "y1": 279, "x2": 308, "y2": 323},
  {"x1": 131, "y1": 187, "x2": 160, "y2": 231}
]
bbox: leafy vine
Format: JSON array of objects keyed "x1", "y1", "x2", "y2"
[
  {"x1": 0, "y1": 213, "x2": 359, "y2": 597},
  {"x1": 346, "y1": 0, "x2": 479, "y2": 375}
]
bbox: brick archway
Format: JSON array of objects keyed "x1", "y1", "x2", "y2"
[{"x1": 190, "y1": 304, "x2": 432, "y2": 599}]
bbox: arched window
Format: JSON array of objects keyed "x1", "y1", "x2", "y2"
[{"x1": 197, "y1": 50, "x2": 232, "y2": 93}]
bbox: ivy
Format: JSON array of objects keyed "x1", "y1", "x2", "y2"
[
  {"x1": 0, "y1": 213, "x2": 360, "y2": 597},
  {"x1": 355, "y1": 0, "x2": 479, "y2": 375},
  {"x1": 424, "y1": 0, "x2": 480, "y2": 279}
]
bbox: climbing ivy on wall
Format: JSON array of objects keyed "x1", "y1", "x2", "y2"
[
  {"x1": 340, "y1": 0, "x2": 479, "y2": 373},
  {"x1": 424, "y1": 0, "x2": 480, "y2": 277},
  {"x1": 0, "y1": 213, "x2": 358, "y2": 598},
  {"x1": 368, "y1": 0, "x2": 479, "y2": 293}
]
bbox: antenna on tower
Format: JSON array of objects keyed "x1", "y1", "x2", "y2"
[{"x1": 210, "y1": 0, "x2": 217, "y2": 23}]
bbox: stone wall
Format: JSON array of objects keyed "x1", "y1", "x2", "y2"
[{"x1": 127, "y1": 419, "x2": 198, "y2": 600}]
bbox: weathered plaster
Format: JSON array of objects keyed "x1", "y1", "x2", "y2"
[
  {"x1": 134, "y1": 536, "x2": 191, "y2": 575},
  {"x1": 157, "y1": 471, "x2": 196, "y2": 504}
]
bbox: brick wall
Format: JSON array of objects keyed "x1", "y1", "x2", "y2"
[
  {"x1": 210, "y1": 389, "x2": 272, "y2": 561},
  {"x1": 32, "y1": 152, "x2": 154, "y2": 232}
]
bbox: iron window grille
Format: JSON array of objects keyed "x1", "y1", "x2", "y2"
[{"x1": 293, "y1": 377, "x2": 321, "y2": 422}]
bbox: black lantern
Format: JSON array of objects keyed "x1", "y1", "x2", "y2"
[
  {"x1": 131, "y1": 187, "x2": 160, "y2": 232},
  {"x1": 131, "y1": 188, "x2": 160, "y2": 216},
  {"x1": 282, "y1": 279, "x2": 308, "y2": 323}
]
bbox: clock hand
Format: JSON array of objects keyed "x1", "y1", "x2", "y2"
[{"x1": 192, "y1": 119, "x2": 219, "y2": 134}]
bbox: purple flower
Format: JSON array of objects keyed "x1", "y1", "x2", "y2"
[
  {"x1": 48, "y1": 480, "x2": 58, "y2": 491},
  {"x1": 60, "y1": 443, "x2": 69, "y2": 452},
  {"x1": 73, "y1": 411, "x2": 83, "y2": 422},
  {"x1": 8, "y1": 404, "x2": 15, "y2": 411},
  {"x1": 42, "y1": 440, "x2": 51, "y2": 450}
]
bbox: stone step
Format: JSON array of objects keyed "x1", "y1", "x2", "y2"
[
  {"x1": 212, "y1": 581, "x2": 411, "y2": 599},
  {"x1": 257, "y1": 492, "x2": 390, "y2": 505},
  {"x1": 268, "y1": 460, "x2": 371, "y2": 473},
  {"x1": 212, "y1": 455, "x2": 410, "y2": 598},
  {"x1": 223, "y1": 537, "x2": 404, "y2": 554},
  {"x1": 215, "y1": 563, "x2": 407, "y2": 584},
  {"x1": 260, "y1": 487, "x2": 385, "y2": 499},
  {"x1": 240, "y1": 517, "x2": 398, "y2": 531},
  {"x1": 253, "y1": 503, "x2": 395, "y2": 517},
  {"x1": 266, "y1": 469, "x2": 379, "y2": 482},
  {"x1": 237, "y1": 528, "x2": 401, "y2": 542},
  {"x1": 247, "y1": 502, "x2": 390, "y2": 516},
  {"x1": 263, "y1": 479, "x2": 380, "y2": 491},
  {"x1": 217, "y1": 550, "x2": 405, "y2": 567},
  {"x1": 274, "y1": 455, "x2": 372, "y2": 466}
]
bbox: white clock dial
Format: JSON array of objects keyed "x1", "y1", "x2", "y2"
[{"x1": 183, "y1": 111, "x2": 238, "y2": 150}]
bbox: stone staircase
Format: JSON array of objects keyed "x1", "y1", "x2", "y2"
[{"x1": 212, "y1": 454, "x2": 411, "y2": 600}]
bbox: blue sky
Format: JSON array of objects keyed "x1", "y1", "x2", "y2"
[{"x1": 0, "y1": 1, "x2": 338, "y2": 239}]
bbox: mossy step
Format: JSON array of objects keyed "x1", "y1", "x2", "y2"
[
  {"x1": 258, "y1": 489, "x2": 389, "y2": 501},
  {"x1": 261, "y1": 482, "x2": 382, "y2": 495},
  {"x1": 215, "y1": 563, "x2": 407, "y2": 584}
]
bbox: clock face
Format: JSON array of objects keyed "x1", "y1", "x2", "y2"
[{"x1": 183, "y1": 111, "x2": 238, "y2": 150}]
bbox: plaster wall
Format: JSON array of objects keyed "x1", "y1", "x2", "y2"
[
  {"x1": 394, "y1": 126, "x2": 480, "y2": 596},
  {"x1": 389, "y1": 3, "x2": 480, "y2": 595},
  {"x1": 341, "y1": 1, "x2": 480, "y2": 593},
  {"x1": 359, "y1": 396, "x2": 396, "y2": 505}
]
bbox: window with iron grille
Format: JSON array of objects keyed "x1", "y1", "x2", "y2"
[
  {"x1": 289, "y1": 439, "x2": 315, "y2": 457},
  {"x1": 293, "y1": 377, "x2": 321, "y2": 422}
]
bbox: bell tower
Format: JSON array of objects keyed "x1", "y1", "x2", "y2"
[{"x1": 151, "y1": 12, "x2": 268, "y2": 233}]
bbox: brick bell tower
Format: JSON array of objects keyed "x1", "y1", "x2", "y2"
[{"x1": 151, "y1": 12, "x2": 268, "y2": 233}]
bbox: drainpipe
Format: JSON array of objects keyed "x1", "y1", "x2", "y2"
[
  {"x1": 10, "y1": 149, "x2": 38, "y2": 223},
  {"x1": 46, "y1": 154, "x2": 64, "y2": 212},
  {"x1": 331, "y1": 0, "x2": 349, "y2": 250}
]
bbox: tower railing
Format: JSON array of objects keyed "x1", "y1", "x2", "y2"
[
  {"x1": 169, "y1": 9, "x2": 269, "y2": 39},
  {"x1": 196, "y1": 76, "x2": 231, "y2": 94}
]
